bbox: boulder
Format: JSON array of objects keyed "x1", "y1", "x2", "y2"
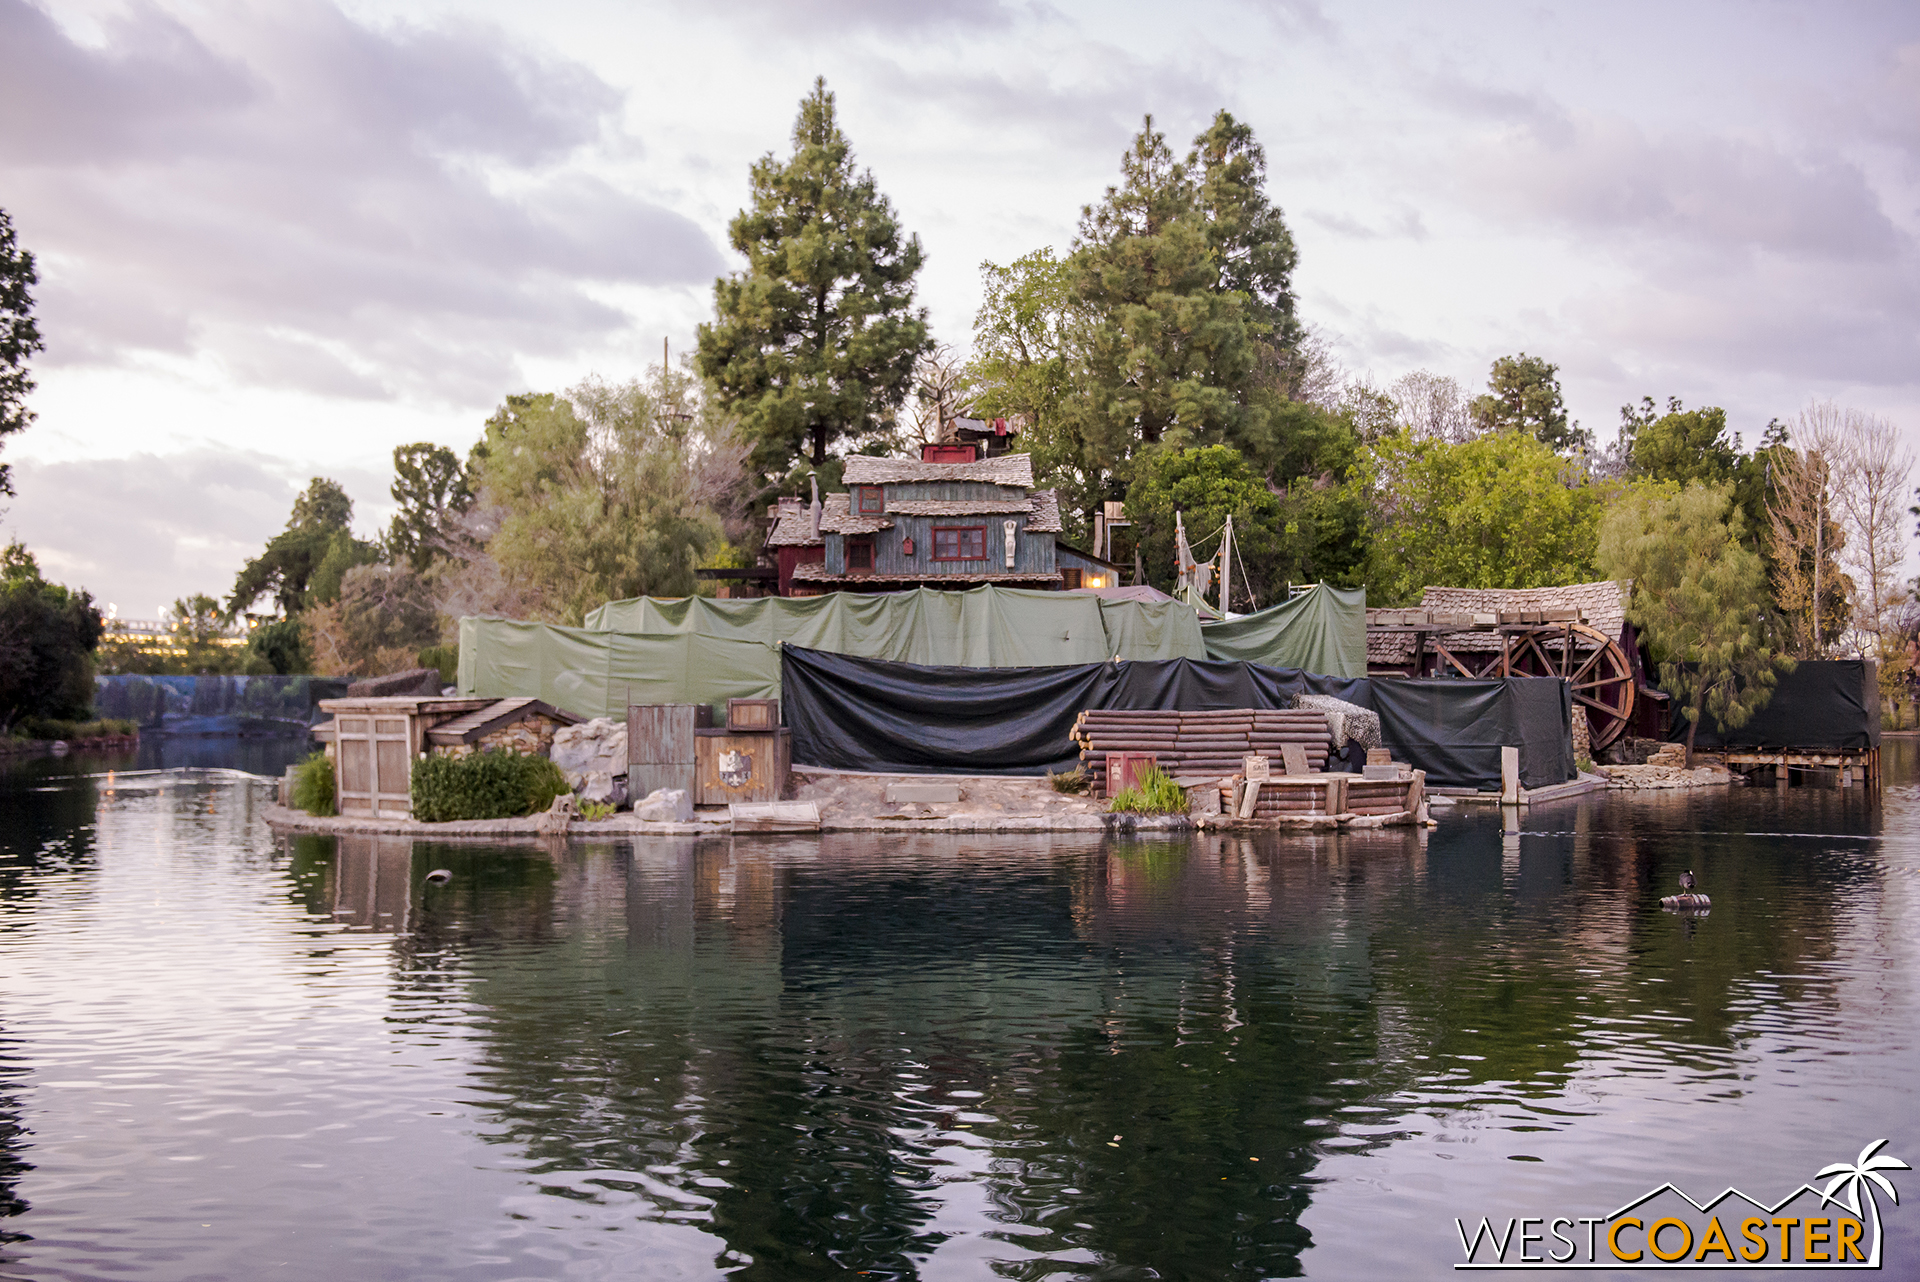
[
  {"x1": 347, "y1": 668, "x2": 444, "y2": 698},
  {"x1": 549, "y1": 717, "x2": 629, "y2": 787},
  {"x1": 631, "y1": 788, "x2": 693, "y2": 823}
]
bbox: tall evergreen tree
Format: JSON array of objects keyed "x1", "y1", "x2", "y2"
[
  {"x1": 697, "y1": 78, "x2": 931, "y2": 483},
  {"x1": 0, "y1": 208, "x2": 44, "y2": 496},
  {"x1": 228, "y1": 478, "x2": 379, "y2": 617}
]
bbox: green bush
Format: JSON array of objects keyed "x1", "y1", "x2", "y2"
[
  {"x1": 1107, "y1": 763, "x2": 1188, "y2": 815},
  {"x1": 411, "y1": 750, "x2": 569, "y2": 823},
  {"x1": 12, "y1": 715, "x2": 137, "y2": 741},
  {"x1": 291, "y1": 751, "x2": 336, "y2": 816},
  {"x1": 418, "y1": 644, "x2": 459, "y2": 686}
]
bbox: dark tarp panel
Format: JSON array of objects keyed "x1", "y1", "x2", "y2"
[
  {"x1": 1667, "y1": 659, "x2": 1880, "y2": 751},
  {"x1": 781, "y1": 646, "x2": 1573, "y2": 789}
]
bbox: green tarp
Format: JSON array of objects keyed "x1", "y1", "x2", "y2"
[
  {"x1": 583, "y1": 584, "x2": 1208, "y2": 665},
  {"x1": 1197, "y1": 584, "x2": 1368, "y2": 678},
  {"x1": 464, "y1": 582, "x2": 1366, "y2": 719},
  {"x1": 457, "y1": 620, "x2": 781, "y2": 721}
]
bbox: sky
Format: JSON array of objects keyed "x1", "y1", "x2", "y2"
[{"x1": 3, "y1": 0, "x2": 1918, "y2": 617}]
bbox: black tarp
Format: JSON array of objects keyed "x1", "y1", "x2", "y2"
[
  {"x1": 1666, "y1": 659, "x2": 1880, "y2": 751},
  {"x1": 781, "y1": 646, "x2": 1573, "y2": 790}
]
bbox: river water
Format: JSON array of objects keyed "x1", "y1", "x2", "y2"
[{"x1": 1, "y1": 740, "x2": 1916, "y2": 1280}]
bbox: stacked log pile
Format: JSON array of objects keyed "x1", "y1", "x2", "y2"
[{"x1": 1073, "y1": 709, "x2": 1332, "y2": 798}]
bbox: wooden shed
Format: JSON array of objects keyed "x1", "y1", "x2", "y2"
[{"x1": 312, "y1": 695, "x2": 577, "y2": 818}]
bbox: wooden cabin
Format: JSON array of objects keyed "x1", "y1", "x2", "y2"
[{"x1": 765, "y1": 444, "x2": 1116, "y2": 596}]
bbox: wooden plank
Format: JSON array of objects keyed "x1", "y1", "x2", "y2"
[
  {"x1": 729, "y1": 801, "x2": 820, "y2": 832},
  {"x1": 1500, "y1": 746, "x2": 1521, "y2": 805},
  {"x1": 1280, "y1": 743, "x2": 1311, "y2": 776}
]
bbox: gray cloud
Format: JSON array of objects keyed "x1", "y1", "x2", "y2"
[
  {"x1": 674, "y1": 0, "x2": 1027, "y2": 34},
  {"x1": 0, "y1": 0, "x2": 724, "y2": 403},
  {"x1": 3, "y1": 449, "x2": 391, "y2": 614},
  {"x1": 1459, "y1": 115, "x2": 1903, "y2": 262}
]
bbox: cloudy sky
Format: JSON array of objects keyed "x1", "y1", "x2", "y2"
[{"x1": 3, "y1": 0, "x2": 1917, "y2": 615}]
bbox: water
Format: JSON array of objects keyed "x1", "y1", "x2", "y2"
[{"x1": 2, "y1": 743, "x2": 1917, "y2": 1280}]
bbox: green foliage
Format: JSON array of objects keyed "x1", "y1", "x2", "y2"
[
  {"x1": 1355, "y1": 428, "x2": 1616, "y2": 605},
  {"x1": 1107, "y1": 763, "x2": 1188, "y2": 814},
  {"x1": 246, "y1": 617, "x2": 308, "y2": 675},
  {"x1": 290, "y1": 751, "x2": 336, "y2": 817},
  {"x1": 970, "y1": 112, "x2": 1304, "y2": 539},
  {"x1": 1598, "y1": 483, "x2": 1792, "y2": 761},
  {"x1": 418, "y1": 644, "x2": 459, "y2": 685},
  {"x1": 385, "y1": 442, "x2": 475, "y2": 571},
  {"x1": 0, "y1": 207, "x2": 43, "y2": 495},
  {"x1": 1620, "y1": 396, "x2": 1773, "y2": 550},
  {"x1": 0, "y1": 540, "x2": 103, "y2": 724},
  {"x1": 1127, "y1": 446, "x2": 1283, "y2": 606},
  {"x1": 1046, "y1": 765, "x2": 1089, "y2": 794},
  {"x1": 229, "y1": 478, "x2": 380, "y2": 616},
  {"x1": 696, "y1": 77, "x2": 931, "y2": 478},
  {"x1": 411, "y1": 750, "x2": 570, "y2": 823},
  {"x1": 473, "y1": 378, "x2": 729, "y2": 624},
  {"x1": 578, "y1": 800, "x2": 616, "y2": 821},
  {"x1": 11, "y1": 715, "x2": 134, "y2": 741},
  {"x1": 1470, "y1": 353, "x2": 1585, "y2": 452}
]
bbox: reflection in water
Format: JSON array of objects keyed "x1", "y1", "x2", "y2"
[{"x1": 0, "y1": 744, "x2": 1915, "y2": 1279}]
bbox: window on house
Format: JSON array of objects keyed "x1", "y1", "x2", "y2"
[
  {"x1": 932, "y1": 526, "x2": 986, "y2": 561},
  {"x1": 1061, "y1": 568, "x2": 1083, "y2": 589},
  {"x1": 848, "y1": 537, "x2": 874, "y2": 572},
  {"x1": 856, "y1": 486, "x2": 885, "y2": 515}
]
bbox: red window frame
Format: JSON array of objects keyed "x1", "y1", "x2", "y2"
[
  {"x1": 932, "y1": 525, "x2": 986, "y2": 561},
  {"x1": 856, "y1": 486, "x2": 885, "y2": 515}
]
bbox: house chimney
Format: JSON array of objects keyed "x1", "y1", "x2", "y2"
[{"x1": 809, "y1": 474, "x2": 821, "y2": 539}]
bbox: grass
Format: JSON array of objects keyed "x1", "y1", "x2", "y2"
[
  {"x1": 1046, "y1": 765, "x2": 1090, "y2": 794},
  {"x1": 579, "y1": 800, "x2": 616, "y2": 821},
  {"x1": 1106, "y1": 763, "x2": 1188, "y2": 815}
]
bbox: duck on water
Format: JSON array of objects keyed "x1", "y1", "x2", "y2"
[{"x1": 1661, "y1": 869, "x2": 1711, "y2": 910}]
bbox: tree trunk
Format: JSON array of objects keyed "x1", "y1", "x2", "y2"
[
  {"x1": 811, "y1": 423, "x2": 826, "y2": 466},
  {"x1": 1684, "y1": 690, "x2": 1703, "y2": 769}
]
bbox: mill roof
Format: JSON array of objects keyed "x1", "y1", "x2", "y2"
[{"x1": 843, "y1": 452, "x2": 1034, "y2": 487}]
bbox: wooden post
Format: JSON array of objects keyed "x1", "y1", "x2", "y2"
[
  {"x1": 1238, "y1": 779, "x2": 1261, "y2": 818},
  {"x1": 1500, "y1": 746, "x2": 1521, "y2": 805}
]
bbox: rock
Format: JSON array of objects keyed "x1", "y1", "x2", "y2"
[
  {"x1": 631, "y1": 788, "x2": 693, "y2": 823},
  {"x1": 347, "y1": 668, "x2": 443, "y2": 698},
  {"x1": 885, "y1": 782, "x2": 962, "y2": 804},
  {"x1": 549, "y1": 718, "x2": 629, "y2": 786},
  {"x1": 576, "y1": 770, "x2": 617, "y2": 804}
]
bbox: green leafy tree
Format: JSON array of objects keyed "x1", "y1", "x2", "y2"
[
  {"x1": 472, "y1": 378, "x2": 728, "y2": 624},
  {"x1": 1189, "y1": 110, "x2": 1301, "y2": 349},
  {"x1": 1125, "y1": 446, "x2": 1289, "y2": 607},
  {"x1": 166, "y1": 593, "x2": 246, "y2": 674},
  {"x1": 1599, "y1": 483, "x2": 1792, "y2": 765},
  {"x1": 696, "y1": 77, "x2": 931, "y2": 482},
  {"x1": 1471, "y1": 353, "x2": 1586, "y2": 452},
  {"x1": 0, "y1": 541, "x2": 103, "y2": 724},
  {"x1": 384, "y1": 443, "x2": 474, "y2": 571},
  {"x1": 228, "y1": 478, "x2": 380, "y2": 617},
  {"x1": 245, "y1": 617, "x2": 309, "y2": 675},
  {"x1": 1355, "y1": 428, "x2": 1615, "y2": 605},
  {"x1": 0, "y1": 209, "x2": 43, "y2": 496}
]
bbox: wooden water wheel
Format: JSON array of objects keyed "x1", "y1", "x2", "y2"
[{"x1": 1455, "y1": 622, "x2": 1637, "y2": 749}]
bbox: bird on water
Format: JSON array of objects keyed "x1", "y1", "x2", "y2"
[{"x1": 1680, "y1": 870, "x2": 1696, "y2": 891}]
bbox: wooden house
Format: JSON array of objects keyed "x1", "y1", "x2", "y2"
[{"x1": 763, "y1": 444, "x2": 1121, "y2": 596}]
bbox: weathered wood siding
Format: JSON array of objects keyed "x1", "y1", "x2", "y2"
[{"x1": 824, "y1": 480, "x2": 1057, "y2": 577}]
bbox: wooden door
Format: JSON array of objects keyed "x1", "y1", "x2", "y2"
[{"x1": 333, "y1": 714, "x2": 413, "y2": 816}]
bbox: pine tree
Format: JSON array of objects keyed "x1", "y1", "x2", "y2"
[
  {"x1": 697, "y1": 78, "x2": 931, "y2": 484},
  {"x1": 0, "y1": 208, "x2": 45, "y2": 496}
]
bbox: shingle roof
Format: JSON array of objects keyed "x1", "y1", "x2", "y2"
[
  {"x1": 843, "y1": 452, "x2": 1034, "y2": 487},
  {"x1": 1366, "y1": 579, "x2": 1632, "y2": 664},
  {"x1": 1027, "y1": 488, "x2": 1062, "y2": 533},
  {"x1": 766, "y1": 497, "x2": 820, "y2": 548},
  {"x1": 818, "y1": 492, "x2": 893, "y2": 535},
  {"x1": 791, "y1": 564, "x2": 1062, "y2": 586}
]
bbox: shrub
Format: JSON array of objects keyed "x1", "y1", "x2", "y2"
[
  {"x1": 1107, "y1": 763, "x2": 1188, "y2": 815},
  {"x1": 12, "y1": 715, "x2": 136, "y2": 740},
  {"x1": 411, "y1": 750, "x2": 569, "y2": 823},
  {"x1": 579, "y1": 800, "x2": 615, "y2": 821},
  {"x1": 291, "y1": 751, "x2": 336, "y2": 816}
]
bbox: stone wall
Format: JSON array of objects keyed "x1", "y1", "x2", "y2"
[{"x1": 433, "y1": 713, "x2": 566, "y2": 759}]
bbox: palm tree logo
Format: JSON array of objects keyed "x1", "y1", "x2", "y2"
[{"x1": 1817, "y1": 1138, "x2": 1910, "y2": 1265}]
